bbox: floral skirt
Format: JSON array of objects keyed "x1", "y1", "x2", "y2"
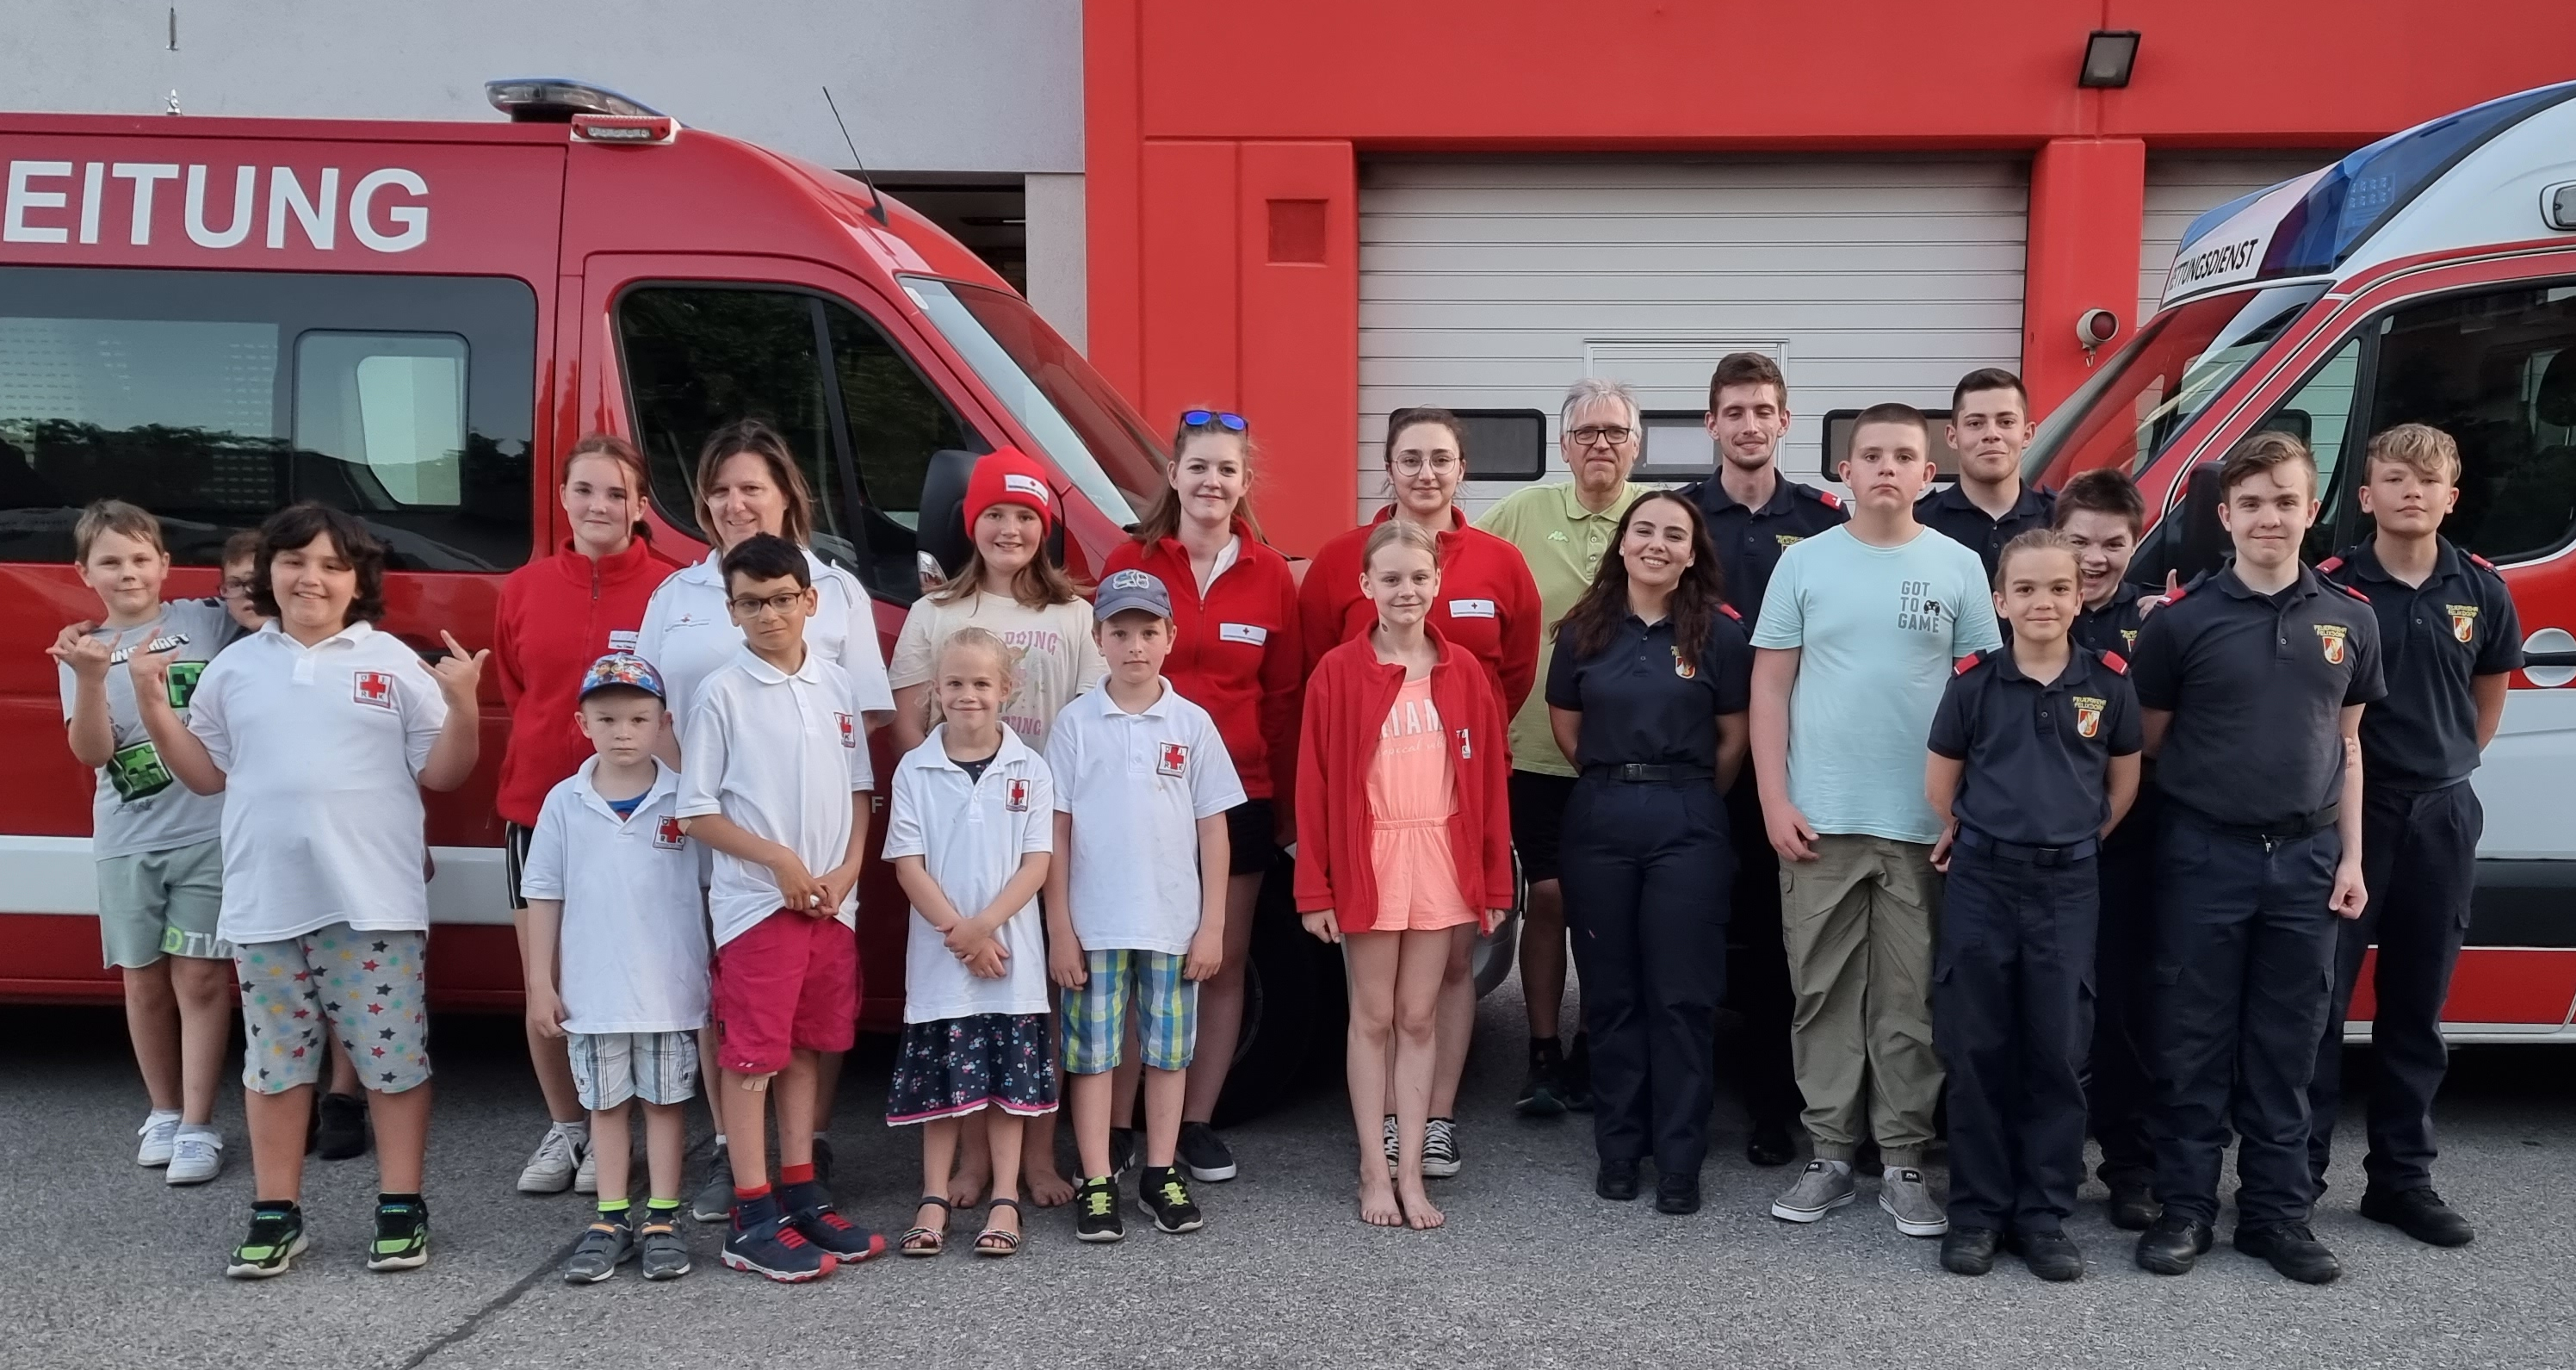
[{"x1": 885, "y1": 1012, "x2": 1058, "y2": 1125}]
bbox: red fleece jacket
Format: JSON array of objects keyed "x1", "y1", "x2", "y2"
[
  {"x1": 1101, "y1": 524, "x2": 1303, "y2": 806},
  {"x1": 492, "y1": 536, "x2": 682, "y2": 827},
  {"x1": 1298, "y1": 505, "x2": 1541, "y2": 717},
  {"x1": 1293, "y1": 627, "x2": 1514, "y2": 932}
]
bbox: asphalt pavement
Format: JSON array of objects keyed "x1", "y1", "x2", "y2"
[{"x1": 5, "y1": 981, "x2": 2573, "y2": 1370}]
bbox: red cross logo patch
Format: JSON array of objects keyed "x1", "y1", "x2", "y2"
[
  {"x1": 1005, "y1": 778, "x2": 1031, "y2": 812},
  {"x1": 1157, "y1": 741, "x2": 1189, "y2": 778},
  {"x1": 837, "y1": 712, "x2": 856, "y2": 748},
  {"x1": 653, "y1": 815, "x2": 684, "y2": 850},
  {"x1": 351, "y1": 671, "x2": 395, "y2": 709}
]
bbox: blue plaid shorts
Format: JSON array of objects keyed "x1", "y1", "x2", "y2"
[{"x1": 1060, "y1": 949, "x2": 1196, "y2": 1076}]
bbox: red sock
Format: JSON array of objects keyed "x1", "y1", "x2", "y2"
[
  {"x1": 780, "y1": 1162, "x2": 815, "y2": 1187},
  {"x1": 734, "y1": 1182, "x2": 771, "y2": 1204}
]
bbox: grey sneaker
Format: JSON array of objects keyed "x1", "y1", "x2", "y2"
[
  {"x1": 1769, "y1": 1160, "x2": 1857, "y2": 1223},
  {"x1": 573, "y1": 1143, "x2": 599, "y2": 1196},
  {"x1": 517, "y1": 1122, "x2": 586, "y2": 1194},
  {"x1": 562, "y1": 1217, "x2": 635, "y2": 1284},
  {"x1": 1879, "y1": 1166, "x2": 1949, "y2": 1237},
  {"x1": 637, "y1": 1214, "x2": 691, "y2": 1280},
  {"x1": 1380, "y1": 1115, "x2": 1400, "y2": 1173},
  {"x1": 690, "y1": 1145, "x2": 734, "y2": 1223},
  {"x1": 1421, "y1": 1118, "x2": 1461, "y2": 1179}
]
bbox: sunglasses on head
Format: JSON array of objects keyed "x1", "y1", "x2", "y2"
[{"x1": 1180, "y1": 409, "x2": 1248, "y2": 432}]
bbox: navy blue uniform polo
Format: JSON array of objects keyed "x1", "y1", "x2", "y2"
[
  {"x1": 2071, "y1": 582, "x2": 2152, "y2": 660},
  {"x1": 1917, "y1": 483, "x2": 2057, "y2": 578},
  {"x1": 1929, "y1": 645, "x2": 2142, "y2": 847},
  {"x1": 2130, "y1": 565, "x2": 2387, "y2": 826},
  {"x1": 1681, "y1": 474, "x2": 1848, "y2": 625},
  {"x1": 1545, "y1": 606, "x2": 1754, "y2": 770},
  {"x1": 2318, "y1": 538, "x2": 2522, "y2": 788}
]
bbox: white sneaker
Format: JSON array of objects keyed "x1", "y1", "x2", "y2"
[
  {"x1": 135, "y1": 1111, "x2": 181, "y2": 1168},
  {"x1": 517, "y1": 1121, "x2": 587, "y2": 1194},
  {"x1": 166, "y1": 1131, "x2": 223, "y2": 1185},
  {"x1": 573, "y1": 1141, "x2": 599, "y2": 1195}
]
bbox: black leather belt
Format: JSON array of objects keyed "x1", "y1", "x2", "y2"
[
  {"x1": 1956, "y1": 827, "x2": 2098, "y2": 867},
  {"x1": 1582, "y1": 763, "x2": 1713, "y2": 784},
  {"x1": 2172, "y1": 801, "x2": 2339, "y2": 843}
]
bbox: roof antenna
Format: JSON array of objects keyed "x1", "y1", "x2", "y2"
[{"x1": 820, "y1": 86, "x2": 891, "y2": 227}]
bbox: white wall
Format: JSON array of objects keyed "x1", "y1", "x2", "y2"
[
  {"x1": 1024, "y1": 172, "x2": 1087, "y2": 350},
  {"x1": 9, "y1": 0, "x2": 1081, "y2": 176}
]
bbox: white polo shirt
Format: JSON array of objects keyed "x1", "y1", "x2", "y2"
[
  {"x1": 1044, "y1": 679, "x2": 1244, "y2": 955},
  {"x1": 520, "y1": 757, "x2": 709, "y2": 1035},
  {"x1": 676, "y1": 645, "x2": 876, "y2": 948},
  {"x1": 185, "y1": 621, "x2": 447, "y2": 945},
  {"x1": 636, "y1": 549, "x2": 895, "y2": 728},
  {"x1": 881, "y1": 725, "x2": 1054, "y2": 1024}
]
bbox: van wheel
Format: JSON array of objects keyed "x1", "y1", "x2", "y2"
[{"x1": 1211, "y1": 853, "x2": 1341, "y2": 1126}]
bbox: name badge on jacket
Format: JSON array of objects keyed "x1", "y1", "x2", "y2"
[
  {"x1": 1219, "y1": 623, "x2": 1268, "y2": 646},
  {"x1": 1447, "y1": 598, "x2": 1497, "y2": 619}
]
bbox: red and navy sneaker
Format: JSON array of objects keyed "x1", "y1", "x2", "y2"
[
  {"x1": 783, "y1": 1183, "x2": 888, "y2": 1264},
  {"x1": 722, "y1": 1193, "x2": 836, "y2": 1283}
]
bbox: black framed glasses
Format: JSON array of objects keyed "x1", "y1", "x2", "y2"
[
  {"x1": 728, "y1": 591, "x2": 808, "y2": 617},
  {"x1": 1180, "y1": 409, "x2": 1248, "y2": 431}
]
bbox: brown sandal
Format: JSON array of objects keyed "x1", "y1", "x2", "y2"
[
  {"x1": 974, "y1": 1197, "x2": 1023, "y2": 1258},
  {"x1": 899, "y1": 1196, "x2": 951, "y2": 1257}
]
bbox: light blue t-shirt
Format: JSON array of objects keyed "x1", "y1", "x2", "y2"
[{"x1": 1749, "y1": 525, "x2": 2003, "y2": 843}]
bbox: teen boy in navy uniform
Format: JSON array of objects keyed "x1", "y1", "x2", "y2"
[
  {"x1": 1679, "y1": 352, "x2": 1842, "y2": 1167},
  {"x1": 2128, "y1": 432, "x2": 2382, "y2": 1286},
  {"x1": 1917, "y1": 369, "x2": 2054, "y2": 576},
  {"x1": 1926, "y1": 530, "x2": 2140, "y2": 1281},
  {"x1": 2053, "y1": 469, "x2": 2163, "y2": 1229},
  {"x1": 2307, "y1": 425, "x2": 2518, "y2": 1249}
]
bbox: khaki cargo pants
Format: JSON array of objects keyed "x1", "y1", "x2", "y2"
[{"x1": 1779, "y1": 834, "x2": 1943, "y2": 1166}]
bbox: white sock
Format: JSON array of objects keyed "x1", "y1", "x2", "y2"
[
  {"x1": 711, "y1": 1133, "x2": 728, "y2": 1149},
  {"x1": 1819, "y1": 1158, "x2": 1852, "y2": 1176},
  {"x1": 1885, "y1": 1163, "x2": 1914, "y2": 1179},
  {"x1": 146, "y1": 1107, "x2": 182, "y2": 1123}
]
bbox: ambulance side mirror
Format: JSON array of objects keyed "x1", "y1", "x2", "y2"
[{"x1": 2172, "y1": 460, "x2": 2232, "y2": 583}]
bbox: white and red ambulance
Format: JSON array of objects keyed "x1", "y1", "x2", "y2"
[
  {"x1": 0, "y1": 82, "x2": 1347, "y2": 1101},
  {"x1": 2026, "y1": 80, "x2": 2576, "y2": 1040}
]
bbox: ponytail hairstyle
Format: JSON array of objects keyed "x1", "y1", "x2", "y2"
[
  {"x1": 1556, "y1": 490, "x2": 1728, "y2": 664},
  {"x1": 563, "y1": 432, "x2": 655, "y2": 542},
  {"x1": 1133, "y1": 407, "x2": 1267, "y2": 546}
]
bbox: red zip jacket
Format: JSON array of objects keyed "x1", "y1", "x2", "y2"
[
  {"x1": 1103, "y1": 522, "x2": 1303, "y2": 808},
  {"x1": 1298, "y1": 505, "x2": 1541, "y2": 716},
  {"x1": 1293, "y1": 626, "x2": 1514, "y2": 932},
  {"x1": 492, "y1": 536, "x2": 683, "y2": 827}
]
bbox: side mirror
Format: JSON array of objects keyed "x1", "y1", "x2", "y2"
[
  {"x1": 2174, "y1": 461, "x2": 2232, "y2": 584},
  {"x1": 914, "y1": 447, "x2": 1072, "y2": 586}
]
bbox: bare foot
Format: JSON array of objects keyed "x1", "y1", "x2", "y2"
[
  {"x1": 1397, "y1": 1178, "x2": 1446, "y2": 1230},
  {"x1": 1358, "y1": 1175, "x2": 1403, "y2": 1227},
  {"x1": 1023, "y1": 1162, "x2": 1075, "y2": 1209},
  {"x1": 947, "y1": 1158, "x2": 992, "y2": 1208}
]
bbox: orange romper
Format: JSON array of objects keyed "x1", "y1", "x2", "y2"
[{"x1": 1365, "y1": 676, "x2": 1477, "y2": 933}]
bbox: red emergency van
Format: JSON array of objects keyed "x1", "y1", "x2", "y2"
[
  {"x1": 0, "y1": 80, "x2": 1346, "y2": 1102},
  {"x1": 2027, "y1": 81, "x2": 2576, "y2": 1041}
]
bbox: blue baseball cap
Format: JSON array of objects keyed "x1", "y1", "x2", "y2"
[
  {"x1": 1094, "y1": 568, "x2": 1173, "y2": 620},
  {"x1": 579, "y1": 652, "x2": 667, "y2": 702}
]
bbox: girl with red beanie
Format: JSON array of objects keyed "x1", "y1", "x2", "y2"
[
  {"x1": 1296, "y1": 520, "x2": 1513, "y2": 1231},
  {"x1": 492, "y1": 434, "x2": 680, "y2": 1195},
  {"x1": 889, "y1": 446, "x2": 1103, "y2": 1210},
  {"x1": 1099, "y1": 409, "x2": 1301, "y2": 1187}
]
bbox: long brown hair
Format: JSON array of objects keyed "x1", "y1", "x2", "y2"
[
  {"x1": 564, "y1": 432, "x2": 653, "y2": 542},
  {"x1": 1556, "y1": 491, "x2": 1729, "y2": 664},
  {"x1": 692, "y1": 418, "x2": 814, "y2": 549},
  {"x1": 1133, "y1": 408, "x2": 1267, "y2": 545}
]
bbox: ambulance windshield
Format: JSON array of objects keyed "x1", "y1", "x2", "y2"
[
  {"x1": 2022, "y1": 282, "x2": 2328, "y2": 491},
  {"x1": 901, "y1": 277, "x2": 1162, "y2": 520}
]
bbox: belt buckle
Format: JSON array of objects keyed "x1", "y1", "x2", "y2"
[{"x1": 2031, "y1": 846, "x2": 2066, "y2": 868}]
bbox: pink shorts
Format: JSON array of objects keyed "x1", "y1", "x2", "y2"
[
  {"x1": 711, "y1": 910, "x2": 858, "y2": 1076},
  {"x1": 1367, "y1": 821, "x2": 1477, "y2": 933}
]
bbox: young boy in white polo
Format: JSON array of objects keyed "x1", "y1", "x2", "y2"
[
  {"x1": 1045, "y1": 569, "x2": 1243, "y2": 1241},
  {"x1": 522, "y1": 653, "x2": 709, "y2": 1285},
  {"x1": 675, "y1": 534, "x2": 882, "y2": 1282}
]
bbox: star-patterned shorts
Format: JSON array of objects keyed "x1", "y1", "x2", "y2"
[{"x1": 235, "y1": 924, "x2": 431, "y2": 1096}]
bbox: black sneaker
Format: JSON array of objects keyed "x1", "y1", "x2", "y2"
[
  {"x1": 1517, "y1": 1038, "x2": 1569, "y2": 1118},
  {"x1": 689, "y1": 1145, "x2": 734, "y2": 1224},
  {"x1": 2134, "y1": 1214, "x2": 2214, "y2": 1275},
  {"x1": 1177, "y1": 1121, "x2": 1237, "y2": 1182},
  {"x1": 2234, "y1": 1222, "x2": 2342, "y2": 1284},
  {"x1": 723, "y1": 1195, "x2": 835, "y2": 1283},
  {"x1": 562, "y1": 1215, "x2": 635, "y2": 1284},
  {"x1": 1561, "y1": 1032, "x2": 1594, "y2": 1113},
  {"x1": 2106, "y1": 1176, "x2": 2159, "y2": 1231},
  {"x1": 2009, "y1": 1229, "x2": 2085, "y2": 1281},
  {"x1": 315, "y1": 1092, "x2": 368, "y2": 1161},
  {"x1": 1074, "y1": 1176, "x2": 1124, "y2": 1243},
  {"x1": 1137, "y1": 1165, "x2": 1204, "y2": 1234},
  {"x1": 1745, "y1": 1118, "x2": 1796, "y2": 1168},
  {"x1": 783, "y1": 1181, "x2": 886, "y2": 1264},
  {"x1": 637, "y1": 1212, "x2": 691, "y2": 1280},
  {"x1": 367, "y1": 1196, "x2": 430, "y2": 1272},
  {"x1": 809, "y1": 1138, "x2": 834, "y2": 1191},
  {"x1": 2359, "y1": 1187, "x2": 2475, "y2": 1247},
  {"x1": 1941, "y1": 1225, "x2": 2000, "y2": 1275},
  {"x1": 1107, "y1": 1126, "x2": 1139, "y2": 1181},
  {"x1": 226, "y1": 1204, "x2": 308, "y2": 1280}
]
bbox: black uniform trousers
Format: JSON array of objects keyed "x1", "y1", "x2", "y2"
[
  {"x1": 1562, "y1": 777, "x2": 1733, "y2": 1179},
  {"x1": 1932, "y1": 834, "x2": 2098, "y2": 1234},
  {"x1": 2307, "y1": 780, "x2": 2480, "y2": 1194},
  {"x1": 2088, "y1": 785, "x2": 2161, "y2": 1189},
  {"x1": 2149, "y1": 808, "x2": 2342, "y2": 1227},
  {"x1": 1725, "y1": 776, "x2": 1803, "y2": 1128}
]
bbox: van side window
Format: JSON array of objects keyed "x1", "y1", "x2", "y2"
[
  {"x1": 616, "y1": 284, "x2": 981, "y2": 604},
  {"x1": 0, "y1": 267, "x2": 536, "y2": 568},
  {"x1": 2318, "y1": 282, "x2": 2576, "y2": 563}
]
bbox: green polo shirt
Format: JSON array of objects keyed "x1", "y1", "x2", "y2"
[{"x1": 1475, "y1": 479, "x2": 1645, "y2": 775}]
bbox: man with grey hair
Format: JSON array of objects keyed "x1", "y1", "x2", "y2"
[{"x1": 1474, "y1": 377, "x2": 1648, "y2": 1131}]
